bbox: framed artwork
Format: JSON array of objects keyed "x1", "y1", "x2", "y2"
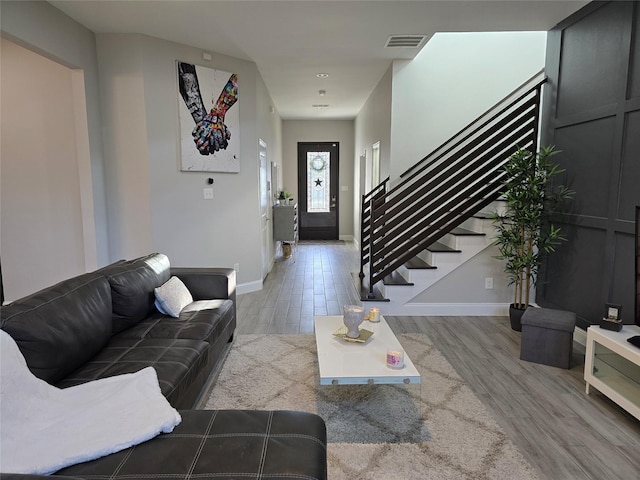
[{"x1": 177, "y1": 61, "x2": 240, "y2": 172}]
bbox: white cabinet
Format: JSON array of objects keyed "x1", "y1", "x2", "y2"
[
  {"x1": 584, "y1": 325, "x2": 640, "y2": 420},
  {"x1": 273, "y1": 204, "x2": 298, "y2": 243}
]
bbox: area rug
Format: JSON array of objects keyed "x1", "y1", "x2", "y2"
[{"x1": 204, "y1": 334, "x2": 539, "y2": 480}]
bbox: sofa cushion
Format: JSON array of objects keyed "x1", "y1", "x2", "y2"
[
  {"x1": 102, "y1": 253, "x2": 171, "y2": 333},
  {"x1": 120, "y1": 299, "x2": 233, "y2": 344},
  {"x1": 154, "y1": 276, "x2": 193, "y2": 317},
  {"x1": 55, "y1": 337, "x2": 208, "y2": 408},
  {"x1": 0, "y1": 273, "x2": 112, "y2": 384},
  {"x1": 54, "y1": 410, "x2": 328, "y2": 480}
]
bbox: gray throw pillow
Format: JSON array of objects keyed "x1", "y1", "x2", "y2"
[{"x1": 154, "y1": 276, "x2": 193, "y2": 317}]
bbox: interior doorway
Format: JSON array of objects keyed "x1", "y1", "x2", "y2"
[
  {"x1": 297, "y1": 142, "x2": 339, "y2": 240},
  {"x1": 371, "y1": 141, "x2": 381, "y2": 190},
  {"x1": 258, "y1": 139, "x2": 271, "y2": 280}
]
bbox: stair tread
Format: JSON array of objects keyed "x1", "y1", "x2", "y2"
[
  {"x1": 427, "y1": 241, "x2": 461, "y2": 253},
  {"x1": 383, "y1": 271, "x2": 414, "y2": 286},
  {"x1": 405, "y1": 257, "x2": 436, "y2": 269},
  {"x1": 450, "y1": 227, "x2": 485, "y2": 236}
]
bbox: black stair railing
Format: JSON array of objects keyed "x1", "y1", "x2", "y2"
[
  {"x1": 359, "y1": 178, "x2": 389, "y2": 278},
  {"x1": 359, "y1": 73, "x2": 547, "y2": 298}
]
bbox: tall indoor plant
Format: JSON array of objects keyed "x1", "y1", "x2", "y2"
[{"x1": 492, "y1": 146, "x2": 574, "y2": 331}]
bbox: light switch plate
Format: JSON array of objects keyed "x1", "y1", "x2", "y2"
[{"x1": 203, "y1": 188, "x2": 213, "y2": 199}]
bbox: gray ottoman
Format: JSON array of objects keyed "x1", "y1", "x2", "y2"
[{"x1": 520, "y1": 307, "x2": 576, "y2": 369}]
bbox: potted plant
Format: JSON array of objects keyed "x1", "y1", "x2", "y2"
[
  {"x1": 277, "y1": 190, "x2": 294, "y2": 205},
  {"x1": 492, "y1": 146, "x2": 575, "y2": 331}
]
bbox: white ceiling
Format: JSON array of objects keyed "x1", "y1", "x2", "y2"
[{"x1": 50, "y1": 0, "x2": 589, "y2": 120}]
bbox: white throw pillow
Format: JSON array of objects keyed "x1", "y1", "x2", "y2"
[{"x1": 154, "y1": 276, "x2": 193, "y2": 317}]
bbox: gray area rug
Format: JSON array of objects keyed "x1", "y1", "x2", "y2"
[{"x1": 205, "y1": 334, "x2": 539, "y2": 479}]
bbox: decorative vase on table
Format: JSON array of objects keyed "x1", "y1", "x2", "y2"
[{"x1": 343, "y1": 305, "x2": 365, "y2": 338}]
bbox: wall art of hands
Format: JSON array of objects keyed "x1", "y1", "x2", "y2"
[{"x1": 178, "y1": 62, "x2": 238, "y2": 155}]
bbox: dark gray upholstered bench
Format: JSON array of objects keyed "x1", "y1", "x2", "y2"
[{"x1": 520, "y1": 307, "x2": 576, "y2": 369}]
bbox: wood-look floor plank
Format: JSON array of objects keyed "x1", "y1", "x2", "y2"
[{"x1": 235, "y1": 242, "x2": 640, "y2": 480}]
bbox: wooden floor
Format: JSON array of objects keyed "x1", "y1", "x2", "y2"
[{"x1": 236, "y1": 241, "x2": 640, "y2": 480}]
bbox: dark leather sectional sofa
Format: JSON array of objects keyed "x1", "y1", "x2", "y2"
[{"x1": 0, "y1": 253, "x2": 327, "y2": 480}]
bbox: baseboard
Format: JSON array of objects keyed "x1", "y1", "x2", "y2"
[
  {"x1": 573, "y1": 326, "x2": 587, "y2": 347},
  {"x1": 381, "y1": 302, "x2": 510, "y2": 316},
  {"x1": 237, "y1": 279, "x2": 263, "y2": 295},
  {"x1": 339, "y1": 234, "x2": 355, "y2": 244}
]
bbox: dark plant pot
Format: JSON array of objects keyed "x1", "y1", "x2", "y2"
[{"x1": 509, "y1": 304, "x2": 527, "y2": 332}]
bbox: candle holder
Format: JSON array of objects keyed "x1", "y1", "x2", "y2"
[{"x1": 386, "y1": 349, "x2": 404, "y2": 369}]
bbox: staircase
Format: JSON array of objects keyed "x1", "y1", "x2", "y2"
[{"x1": 356, "y1": 73, "x2": 547, "y2": 315}]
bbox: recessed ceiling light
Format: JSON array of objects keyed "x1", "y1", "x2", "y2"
[{"x1": 316, "y1": 73, "x2": 330, "y2": 78}]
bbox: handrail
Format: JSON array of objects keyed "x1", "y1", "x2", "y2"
[{"x1": 358, "y1": 77, "x2": 546, "y2": 298}]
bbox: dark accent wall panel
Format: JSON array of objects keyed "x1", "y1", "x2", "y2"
[
  {"x1": 556, "y1": 2, "x2": 627, "y2": 117},
  {"x1": 543, "y1": 224, "x2": 607, "y2": 320},
  {"x1": 554, "y1": 117, "x2": 616, "y2": 218},
  {"x1": 630, "y1": 9, "x2": 640, "y2": 99},
  {"x1": 620, "y1": 111, "x2": 640, "y2": 219},
  {"x1": 540, "y1": 1, "x2": 640, "y2": 328},
  {"x1": 612, "y1": 233, "x2": 635, "y2": 311}
]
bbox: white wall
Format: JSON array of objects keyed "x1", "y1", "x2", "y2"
[
  {"x1": 390, "y1": 32, "x2": 547, "y2": 178},
  {"x1": 1, "y1": 39, "x2": 88, "y2": 300},
  {"x1": 410, "y1": 244, "x2": 514, "y2": 306},
  {"x1": 96, "y1": 33, "x2": 280, "y2": 290},
  {"x1": 0, "y1": 1, "x2": 109, "y2": 300},
  {"x1": 256, "y1": 72, "x2": 283, "y2": 278},
  {"x1": 281, "y1": 120, "x2": 355, "y2": 240},
  {"x1": 96, "y1": 35, "x2": 152, "y2": 259},
  {"x1": 353, "y1": 65, "x2": 393, "y2": 246}
]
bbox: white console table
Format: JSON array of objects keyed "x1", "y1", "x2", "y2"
[{"x1": 584, "y1": 325, "x2": 640, "y2": 420}]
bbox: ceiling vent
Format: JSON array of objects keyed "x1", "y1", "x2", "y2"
[{"x1": 385, "y1": 35, "x2": 427, "y2": 48}]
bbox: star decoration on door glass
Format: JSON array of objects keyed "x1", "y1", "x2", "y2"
[{"x1": 315, "y1": 178, "x2": 323, "y2": 187}]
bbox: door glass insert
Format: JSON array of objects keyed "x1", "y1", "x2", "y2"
[{"x1": 307, "y1": 151, "x2": 330, "y2": 212}]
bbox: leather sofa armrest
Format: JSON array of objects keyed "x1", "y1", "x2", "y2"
[{"x1": 170, "y1": 267, "x2": 236, "y2": 303}]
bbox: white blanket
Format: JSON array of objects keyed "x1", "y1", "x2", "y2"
[{"x1": 0, "y1": 330, "x2": 182, "y2": 475}]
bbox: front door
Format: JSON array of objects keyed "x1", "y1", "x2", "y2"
[{"x1": 297, "y1": 142, "x2": 339, "y2": 240}]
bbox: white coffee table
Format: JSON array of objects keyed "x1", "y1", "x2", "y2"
[{"x1": 314, "y1": 314, "x2": 421, "y2": 385}]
